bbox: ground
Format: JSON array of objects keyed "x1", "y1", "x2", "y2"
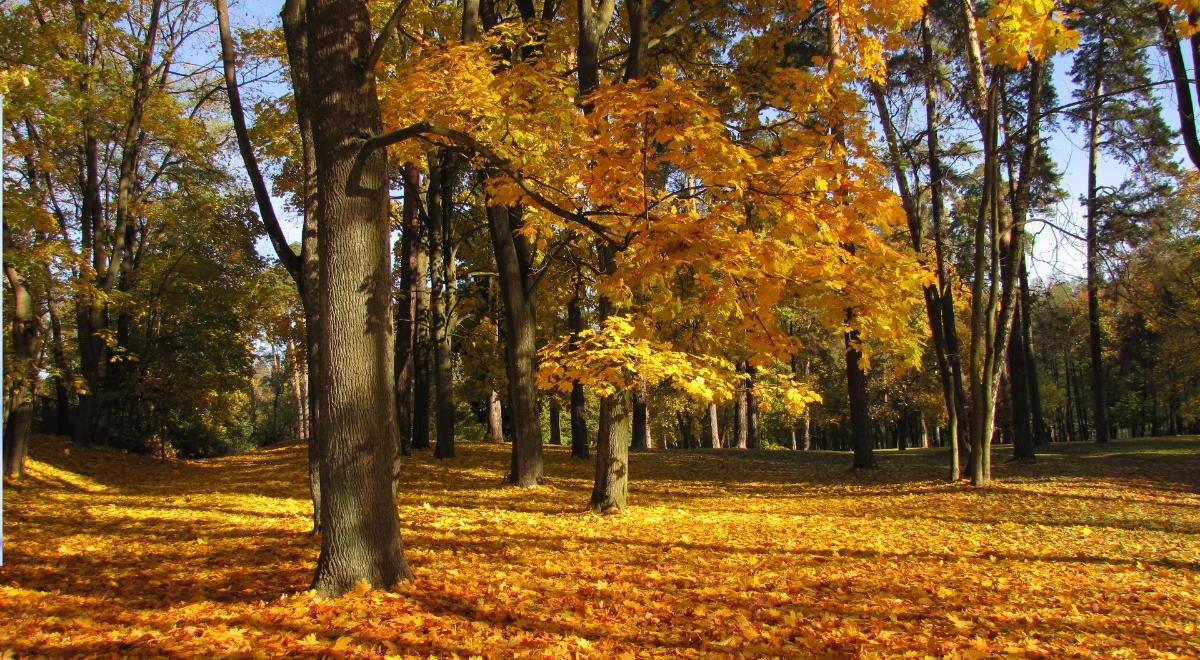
[{"x1": 1, "y1": 436, "x2": 1198, "y2": 658}]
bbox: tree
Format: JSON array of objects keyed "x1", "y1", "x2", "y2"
[
  {"x1": 302, "y1": 0, "x2": 411, "y2": 596},
  {"x1": 1067, "y1": 0, "x2": 1176, "y2": 444}
]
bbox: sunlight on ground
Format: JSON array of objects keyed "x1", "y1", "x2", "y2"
[{"x1": 2, "y1": 436, "x2": 1198, "y2": 657}]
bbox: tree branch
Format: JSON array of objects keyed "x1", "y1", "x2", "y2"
[
  {"x1": 360, "y1": 122, "x2": 621, "y2": 244},
  {"x1": 363, "y1": 0, "x2": 415, "y2": 73},
  {"x1": 216, "y1": 0, "x2": 301, "y2": 282}
]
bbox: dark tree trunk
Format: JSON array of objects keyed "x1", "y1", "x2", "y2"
[
  {"x1": 430, "y1": 152, "x2": 457, "y2": 460},
  {"x1": 489, "y1": 206, "x2": 543, "y2": 485},
  {"x1": 1084, "y1": 58, "x2": 1111, "y2": 445},
  {"x1": 734, "y1": 368, "x2": 749, "y2": 449},
  {"x1": 631, "y1": 382, "x2": 650, "y2": 450},
  {"x1": 394, "y1": 162, "x2": 422, "y2": 461},
  {"x1": 43, "y1": 285, "x2": 72, "y2": 435},
  {"x1": 549, "y1": 399, "x2": 562, "y2": 445},
  {"x1": 74, "y1": 2, "x2": 163, "y2": 447},
  {"x1": 485, "y1": 275, "x2": 504, "y2": 444},
  {"x1": 1008, "y1": 287, "x2": 1036, "y2": 461},
  {"x1": 845, "y1": 330, "x2": 876, "y2": 469},
  {"x1": 1019, "y1": 258, "x2": 1048, "y2": 445},
  {"x1": 568, "y1": 292, "x2": 589, "y2": 459},
  {"x1": 746, "y1": 365, "x2": 760, "y2": 450},
  {"x1": 305, "y1": 0, "x2": 411, "y2": 595}
]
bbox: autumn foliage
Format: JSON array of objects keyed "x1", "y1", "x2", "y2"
[{"x1": 3, "y1": 435, "x2": 1198, "y2": 657}]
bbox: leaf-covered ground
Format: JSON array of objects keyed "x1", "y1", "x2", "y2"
[{"x1": 2, "y1": 436, "x2": 1198, "y2": 658}]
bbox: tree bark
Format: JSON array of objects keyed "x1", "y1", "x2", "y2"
[
  {"x1": 429, "y1": 151, "x2": 457, "y2": 459},
  {"x1": 4, "y1": 262, "x2": 44, "y2": 480},
  {"x1": 489, "y1": 206, "x2": 543, "y2": 485},
  {"x1": 590, "y1": 243, "x2": 629, "y2": 511},
  {"x1": 746, "y1": 364, "x2": 760, "y2": 450},
  {"x1": 305, "y1": 0, "x2": 411, "y2": 595},
  {"x1": 549, "y1": 399, "x2": 562, "y2": 445},
  {"x1": 631, "y1": 381, "x2": 650, "y2": 450},
  {"x1": 395, "y1": 163, "x2": 421, "y2": 461},
  {"x1": 568, "y1": 286, "x2": 589, "y2": 459},
  {"x1": 734, "y1": 364, "x2": 749, "y2": 449},
  {"x1": 845, "y1": 330, "x2": 876, "y2": 469},
  {"x1": 706, "y1": 402, "x2": 721, "y2": 449}
]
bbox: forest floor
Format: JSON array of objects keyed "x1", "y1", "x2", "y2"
[{"x1": 2, "y1": 435, "x2": 1198, "y2": 658}]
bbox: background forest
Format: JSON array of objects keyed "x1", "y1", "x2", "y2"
[{"x1": 2, "y1": 0, "x2": 1199, "y2": 600}]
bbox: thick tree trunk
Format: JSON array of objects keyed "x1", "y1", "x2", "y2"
[
  {"x1": 845, "y1": 330, "x2": 876, "y2": 469},
  {"x1": 305, "y1": 0, "x2": 411, "y2": 595},
  {"x1": 4, "y1": 264, "x2": 44, "y2": 480},
  {"x1": 489, "y1": 206, "x2": 543, "y2": 485},
  {"x1": 591, "y1": 391, "x2": 631, "y2": 512}
]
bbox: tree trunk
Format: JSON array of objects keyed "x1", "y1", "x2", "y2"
[
  {"x1": 1085, "y1": 68, "x2": 1111, "y2": 445},
  {"x1": 1019, "y1": 258, "x2": 1048, "y2": 445},
  {"x1": 487, "y1": 389, "x2": 505, "y2": 443},
  {"x1": 305, "y1": 0, "x2": 411, "y2": 595},
  {"x1": 289, "y1": 335, "x2": 307, "y2": 441},
  {"x1": 489, "y1": 206, "x2": 543, "y2": 485},
  {"x1": 922, "y1": 12, "x2": 968, "y2": 480},
  {"x1": 549, "y1": 399, "x2": 562, "y2": 445},
  {"x1": 845, "y1": 330, "x2": 876, "y2": 469},
  {"x1": 734, "y1": 365, "x2": 749, "y2": 449},
  {"x1": 395, "y1": 162, "x2": 421, "y2": 461},
  {"x1": 590, "y1": 243, "x2": 629, "y2": 512},
  {"x1": 631, "y1": 381, "x2": 650, "y2": 450},
  {"x1": 568, "y1": 290, "x2": 589, "y2": 459},
  {"x1": 429, "y1": 152, "x2": 457, "y2": 460},
  {"x1": 412, "y1": 247, "x2": 432, "y2": 450},
  {"x1": 4, "y1": 263, "x2": 44, "y2": 480},
  {"x1": 746, "y1": 365, "x2": 760, "y2": 450},
  {"x1": 706, "y1": 402, "x2": 721, "y2": 449}
]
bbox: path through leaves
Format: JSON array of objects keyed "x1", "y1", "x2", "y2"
[{"x1": 2, "y1": 436, "x2": 1198, "y2": 657}]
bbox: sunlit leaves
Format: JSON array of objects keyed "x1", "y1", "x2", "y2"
[
  {"x1": 4, "y1": 436, "x2": 1199, "y2": 656},
  {"x1": 979, "y1": 0, "x2": 1080, "y2": 68}
]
